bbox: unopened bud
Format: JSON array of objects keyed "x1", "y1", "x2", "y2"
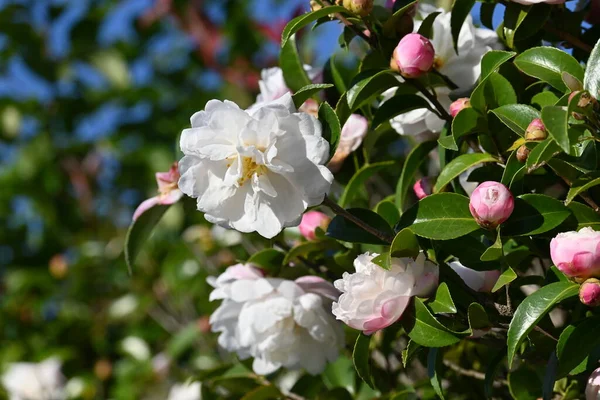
[
  {"x1": 525, "y1": 118, "x2": 547, "y2": 141},
  {"x1": 391, "y1": 33, "x2": 435, "y2": 79},
  {"x1": 310, "y1": 0, "x2": 323, "y2": 11},
  {"x1": 413, "y1": 177, "x2": 433, "y2": 200},
  {"x1": 516, "y1": 145, "x2": 530, "y2": 163},
  {"x1": 580, "y1": 278, "x2": 600, "y2": 307},
  {"x1": 342, "y1": 0, "x2": 373, "y2": 16},
  {"x1": 449, "y1": 98, "x2": 471, "y2": 118},
  {"x1": 569, "y1": 91, "x2": 599, "y2": 120},
  {"x1": 299, "y1": 211, "x2": 331, "y2": 240},
  {"x1": 586, "y1": 367, "x2": 600, "y2": 400},
  {"x1": 469, "y1": 181, "x2": 514, "y2": 229}
]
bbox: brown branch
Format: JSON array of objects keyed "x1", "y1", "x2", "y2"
[
  {"x1": 320, "y1": 0, "x2": 376, "y2": 47},
  {"x1": 548, "y1": 165, "x2": 600, "y2": 215},
  {"x1": 442, "y1": 360, "x2": 508, "y2": 387},
  {"x1": 544, "y1": 23, "x2": 593, "y2": 53}
]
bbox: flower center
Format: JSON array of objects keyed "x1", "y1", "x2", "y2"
[
  {"x1": 158, "y1": 182, "x2": 178, "y2": 196},
  {"x1": 433, "y1": 56, "x2": 444, "y2": 70},
  {"x1": 238, "y1": 156, "x2": 266, "y2": 186},
  {"x1": 484, "y1": 188, "x2": 499, "y2": 204}
]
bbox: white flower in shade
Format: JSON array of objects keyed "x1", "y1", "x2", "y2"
[
  {"x1": 328, "y1": 114, "x2": 369, "y2": 172},
  {"x1": 449, "y1": 261, "x2": 500, "y2": 293},
  {"x1": 1, "y1": 358, "x2": 65, "y2": 400},
  {"x1": 121, "y1": 336, "x2": 151, "y2": 361},
  {"x1": 211, "y1": 224, "x2": 243, "y2": 247},
  {"x1": 332, "y1": 252, "x2": 439, "y2": 334},
  {"x1": 208, "y1": 264, "x2": 344, "y2": 375},
  {"x1": 167, "y1": 382, "x2": 201, "y2": 400},
  {"x1": 255, "y1": 66, "x2": 322, "y2": 105},
  {"x1": 416, "y1": 5, "x2": 501, "y2": 90},
  {"x1": 178, "y1": 93, "x2": 333, "y2": 239}
]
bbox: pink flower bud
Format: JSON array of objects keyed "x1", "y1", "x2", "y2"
[
  {"x1": 392, "y1": 33, "x2": 435, "y2": 79},
  {"x1": 299, "y1": 211, "x2": 331, "y2": 240},
  {"x1": 551, "y1": 227, "x2": 600, "y2": 279},
  {"x1": 449, "y1": 98, "x2": 471, "y2": 118},
  {"x1": 580, "y1": 278, "x2": 600, "y2": 307},
  {"x1": 133, "y1": 162, "x2": 183, "y2": 221},
  {"x1": 469, "y1": 181, "x2": 514, "y2": 229},
  {"x1": 525, "y1": 118, "x2": 547, "y2": 141},
  {"x1": 413, "y1": 177, "x2": 433, "y2": 200},
  {"x1": 342, "y1": 0, "x2": 373, "y2": 16},
  {"x1": 586, "y1": 367, "x2": 600, "y2": 400}
]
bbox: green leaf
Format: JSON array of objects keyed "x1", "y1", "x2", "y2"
[
  {"x1": 568, "y1": 202, "x2": 600, "y2": 229},
  {"x1": 446, "y1": 107, "x2": 486, "y2": 150},
  {"x1": 471, "y1": 51, "x2": 516, "y2": 111},
  {"x1": 584, "y1": 38, "x2": 600, "y2": 99},
  {"x1": 395, "y1": 140, "x2": 437, "y2": 210},
  {"x1": 501, "y1": 150, "x2": 526, "y2": 187},
  {"x1": 507, "y1": 281, "x2": 579, "y2": 367},
  {"x1": 490, "y1": 104, "x2": 540, "y2": 136},
  {"x1": 247, "y1": 249, "x2": 285, "y2": 274},
  {"x1": 283, "y1": 240, "x2": 340, "y2": 265},
  {"x1": 451, "y1": 0, "x2": 476, "y2": 53},
  {"x1": 508, "y1": 365, "x2": 543, "y2": 400},
  {"x1": 167, "y1": 323, "x2": 201, "y2": 358},
  {"x1": 483, "y1": 72, "x2": 517, "y2": 109},
  {"x1": 556, "y1": 316, "x2": 600, "y2": 378},
  {"x1": 402, "y1": 340, "x2": 423, "y2": 368},
  {"x1": 353, "y1": 334, "x2": 374, "y2": 389},
  {"x1": 339, "y1": 161, "x2": 395, "y2": 207},
  {"x1": 484, "y1": 351, "x2": 506, "y2": 398},
  {"x1": 292, "y1": 84, "x2": 334, "y2": 108},
  {"x1": 428, "y1": 282, "x2": 457, "y2": 314},
  {"x1": 525, "y1": 138, "x2": 561, "y2": 172},
  {"x1": 327, "y1": 208, "x2": 394, "y2": 245},
  {"x1": 514, "y1": 47, "x2": 585, "y2": 92},
  {"x1": 372, "y1": 94, "x2": 432, "y2": 130},
  {"x1": 427, "y1": 348, "x2": 446, "y2": 399},
  {"x1": 124, "y1": 204, "x2": 170, "y2": 272},
  {"x1": 491, "y1": 267, "x2": 518, "y2": 293},
  {"x1": 562, "y1": 71, "x2": 583, "y2": 92},
  {"x1": 542, "y1": 352, "x2": 559, "y2": 400},
  {"x1": 390, "y1": 228, "x2": 420, "y2": 259},
  {"x1": 375, "y1": 200, "x2": 401, "y2": 227},
  {"x1": 319, "y1": 101, "x2": 342, "y2": 160},
  {"x1": 281, "y1": 6, "x2": 348, "y2": 47},
  {"x1": 279, "y1": 35, "x2": 312, "y2": 93},
  {"x1": 397, "y1": 193, "x2": 479, "y2": 240},
  {"x1": 382, "y1": 0, "x2": 418, "y2": 36},
  {"x1": 502, "y1": 194, "x2": 571, "y2": 236},
  {"x1": 241, "y1": 385, "x2": 282, "y2": 400},
  {"x1": 347, "y1": 70, "x2": 399, "y2": 111},
  {"x1": 418, "y1": 11, "x2": 441, "y2": 39},
  {"x1": 504, "y1": 3, "x2": 551, "y2": 48},
  {"x1": 541, "y1": 105, "x2": 571, "y2": 153},
  {"x1": 467, "y1": 303, "x2": 490, "y2": 330},
  {"x1": 566, "y1": 172, "x2": 600, "y2": 205},
  {"x1": 480, "y1": 3, "x2": 496, "y2": 29},
  {"x1": 401, "y1": 298, "x2": 464, "y2": 347},
  {"x1": 433, "y1": 153, "x2": 498, "y2": 193},
  {"x1": 481, "y1": 231, "x2": 503, "y2": 261}
]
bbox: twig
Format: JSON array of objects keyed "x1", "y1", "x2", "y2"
[
  {"x1": 442, "y1": 360, "x2": 508, "y2": 387},
  {"x1": 322, "y1": 195, "x2": 394, "y2": 243},
  {"x1": 409, "y1": 79, "x2": 453, "y2": 122},
  {"x1": 544, "y1": 23, "x2": 593, "y2": 53},
  {"x1": 533, "y1": 325, "x2": 559, "y2": 342}
]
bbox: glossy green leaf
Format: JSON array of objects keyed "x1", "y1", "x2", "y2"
[
  {"x1": 502, "y1": 194, "x2": 571, "y2": 236},
  {"x1": 504, "y1": 3, "x2": 551, "y2": 48},
  {"x1": 401, "y1": 340, "x2": 422, "y2": 368},
  {"x1": 291, "y1": 84, "x2": 334, "y2": 108},
  {"x1": 507, "y1": 281, "x2": 579, "y2": 367},
  {"x1": 491, "y1": 267, "x2": 518, "y2": 293},
  {"x1": 427, "y1": 348, "x2": 446, "y2": 399},
  {"x1": 382, "y1": 0, "x2": 418, "y2": 36},
  {"x1": 484, "y1": 351, "x2": 506, "y2": 398},
  {"x1": 508, "y1": 365, "x2": 542, "y2": 400},
  {"x1": 247, "y1": 249, "x2": 285, "y2": 274},
  {"x1": 568, "y1": 202, "x2": 600, "y2": 229},
  {"x1": 347, "y1": 70, "x2": 399, "y2": 111},
  {"x1": 418, "y1": 11, "x2": 441, "y2": 39},
  {"x1": 490, "y1": 104, "x2": 540, "y2": 137},
  {"x1": 397, "y1": 193, "x2": 479, "y2": 240},
  {"x1": 372, "y1": 94, "x2": 432, "y2": 129},
  {"x1": 283, "y1": 240, "x2": 341, "y2": 265},
  {"x1": 483, "y1": 72, "x2": 517, "y2": 109},
  {"x1": 319, "y1": 101, "x2": 341, "y2": 160},
  {"x1": 395, "y1": 140, "x2": 437, "y2": 210},
  {"x1": 327, "y1": 208, "x2": 394, "y2": 245},
  {"x1": 336, "y1": 92, "x2": 351, "y2": 128},
  {"x1": 339, "y1": 161, "x2": 395, "y2": 207},
  {"x1": 281, "y1": 6, "x2": 348, "y2": 47},
  {"x1": 556, "y1": 316, "x2": 600, "y2": 378},
  {"x1": 451, "y1": 0, "x2": 475, "y2": 53},
  {"x1": 401, "y1": 298, "x2": 464, "y2": 347},
  {"x1": 584, "y1": 38, "x2": 600, "y2": 99},
  {"x1": 470, "y1": 51, "x2": 516, "y2": 111},
  {"x1": 526, "y1": 138, "x2": 560, "y2": 172},
  {"x1": 428, "y1": 283, "x2": 457, "y2": 314},
  {"x1": 390, "y1": 228, "x2": 420, "y2": 259},
  {"x1": 375, "y1": 200, "x2": 401, "y2": 227},
  {"x1": 241, "y1": 385, "x2": 281, "y2": 400},
  {"x1": 433, "y1": 153, "x2": 498, "y2": 193},
  {"x1": 481, "y1": 231, "x2": 503, "y2": 261},
  {"x1": 280, "y1": 35, "x2": 312, "y2": 93},
  {"x1": 565, "y1": 172, "x2": 600, "y2": 205},
  {"x1": 514, "y1": 47, "x2": 584, "y2": 91},
  {"x1": 353, "y1": 334, "x2": 374, "y2": 389},
  {"x1": 467, "y1": 303, "x2": 490, "y2": 330},
  {"x1": 445, "y1": 107, "x2": 486, "y2": 150},
  {"x1": 501, "y1": 150, "x2": 525, "y2": 187},
  {"x1": 124, "y1": 204, "x2": 170, "y2": 272}
]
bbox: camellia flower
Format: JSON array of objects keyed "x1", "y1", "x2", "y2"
[
  {"x1": 449, "y1": 98, "x2": 471, "y2": 118},
  {"x1": 132, "y1": 162, "x2": 183, "y2": 221},
  {"x1": 580, "y1": 278, "x2": 600, "y2": 307},
  {"x1": 391, "y1": 33, "x2": 435, "y2": 78},
  {"x1": 587, "y1": 367, "x2": 600, "y2": 399},
  {"x1": 469, "y1": 181, "x2": 514, "y2": 229},
  {"x1": 208, "y1": 263, "x2": 344, "y2": 375},
  {"x1": 1, "y1": 358, "x2": 65, "y2": 400},
  {"x1": 178, "y1": 93, "x2": 333, "y2": 239},
  {"x1": 550, "y1": 227, "x2": 600, "y2": 279},
  {"x1": 413, "y1": 177, "x2": 433, "y2": 200},
  {"x1": 510, "y1": 0, "x2": 564, "y2": 5},
  {"x1": 449, "y1": 261, "x2": 500, "y2": 293},
  {"x1": 254, "y1": 66, "x2": 322, "y2": 107},
  {"x1": 328, "y1": 114, "x2": 369, "y2": 172},
  {"x1": 299, "y1": 211, "x2": 331, "y2": 240},
  {"x1": 167, "y1": 382, "x2": 201, "y2": 400},
  {"x1": 332, "y1": 252, "x2": 439, "y2": 334}
]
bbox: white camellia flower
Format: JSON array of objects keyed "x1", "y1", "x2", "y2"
[
  {"x1": 255, "y1": 66, "x2": 322, "y2": 105},
  {"x1": 1, "y1": 358, "x2": 65, "y2": 400},
  {"x1": 208, "y1": 263, "x2": 344, "y2": 375},
  {"x1": 167, "y1": 382, "x2": 202, "y2": 400},
  {"x1": 332, "y1": 252, "x2": 439, "y2": 334},
  {"x1": 449, "y1": 261, "x2": 500, "y2": 293},
  {"x1": 178, "y1": 93, "x2": 333, "y2": 239},
  {"x1": 385, "y1": 5, "x2": 500, "y2": 137}
]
